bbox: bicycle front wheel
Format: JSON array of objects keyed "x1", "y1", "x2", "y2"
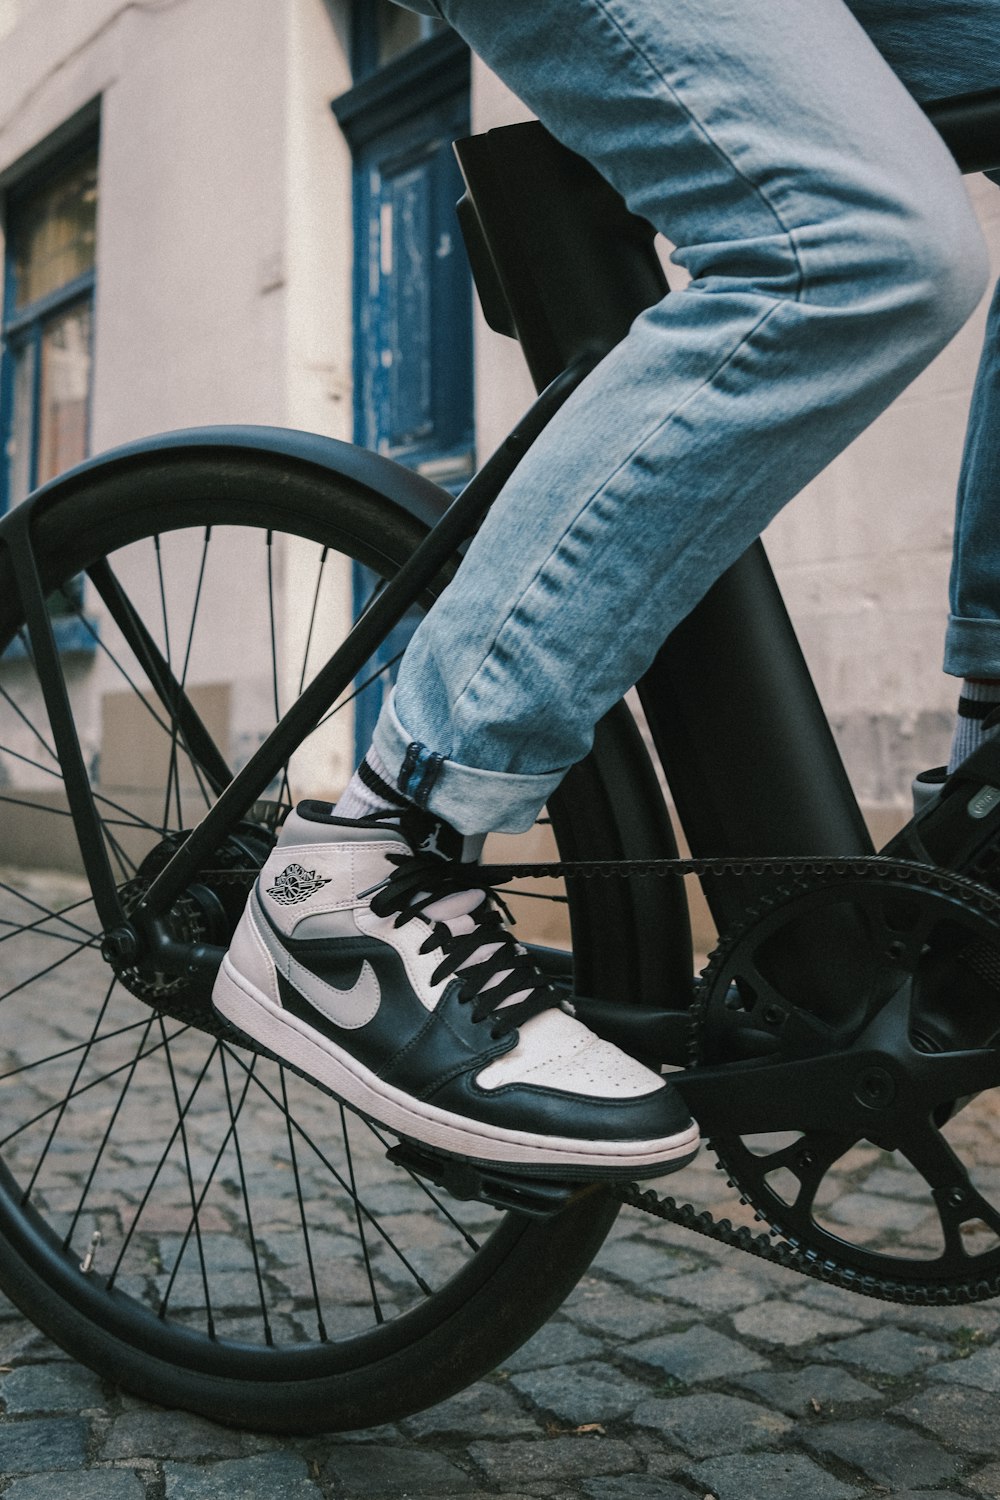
[{"x1": 0, "y1": 440, "x2": 680, "y2": 1432}]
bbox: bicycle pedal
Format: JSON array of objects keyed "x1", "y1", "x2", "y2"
[{"x1": 385, "y1": 1140, "x2": 582, "y2": 1218}]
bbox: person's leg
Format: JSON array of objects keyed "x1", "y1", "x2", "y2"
[
  {"x1": 945, "y1": 279, "x2": 1000, "y2": 764},
  {"x1": 843, "y1": 3, "x2": 1000, "y2": 771},
  {"x1": 370, "y1": 0, "x2": 990, "y2": 837}
]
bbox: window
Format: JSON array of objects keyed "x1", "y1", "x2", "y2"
[{"x1": 1, "y1": 140, "x2": 98, "y2": 510}]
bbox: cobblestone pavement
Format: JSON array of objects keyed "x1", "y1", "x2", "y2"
[{"x1": 5, "y1": 878, "x2": 1000, "y2": 1497}]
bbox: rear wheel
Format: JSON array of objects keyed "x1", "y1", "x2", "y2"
[{"x1": 0, "y1": 445, "x2": 681, "y2": 1431}]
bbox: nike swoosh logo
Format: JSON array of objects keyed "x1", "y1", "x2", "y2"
[{"x1": 252, "y1": 891, "x2": 381, "y2": 1030}]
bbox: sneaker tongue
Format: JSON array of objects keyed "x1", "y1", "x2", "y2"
[
  {"x1": 423, "y1": 889, "x2": 482, "y2": 923},
  {"x1": 389, "y1": 813, "x2": 530, "y2": 1011},
  {"x1": 422, "y1": 888, "x2": 532, "y2": 1011}
]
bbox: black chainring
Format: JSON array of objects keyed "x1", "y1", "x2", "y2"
[{"x1": 692, "y1": 862, "x2": 1000, "y2": 1299}]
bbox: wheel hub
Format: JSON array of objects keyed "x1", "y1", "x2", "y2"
[{"x1": 106, "y1": 821, "x2": 274, "y2": 1020}]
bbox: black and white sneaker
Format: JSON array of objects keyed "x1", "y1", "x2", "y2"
[{"x1": 212, "y1": 800, "x2": 699, "y2": 1180}]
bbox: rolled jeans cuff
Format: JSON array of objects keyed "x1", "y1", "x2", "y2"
[
  {"x1": 944, "y1": 616, "x2": 1000, "y2": 679},
  {"x1": 371, "y1": 691, "x2": 566, "y2": 836}
]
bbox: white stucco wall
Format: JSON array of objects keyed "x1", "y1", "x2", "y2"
[{"x1": 768, "y1": 175, "x2": 1000, "y2": 819}]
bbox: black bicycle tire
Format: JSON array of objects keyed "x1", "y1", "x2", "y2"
[{"x1": 0, "y1": 445, "x2": 677, "y2": 1432}]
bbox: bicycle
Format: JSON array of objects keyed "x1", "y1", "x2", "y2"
[{"x1": 0, "y1": 84, "x2": 998, "y2": 1435}]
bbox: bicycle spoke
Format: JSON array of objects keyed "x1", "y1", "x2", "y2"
[
  {"x1": 224, "y1": 1048, "x2": 434, "y2": 1296},
  {"x1": 218, "y1": 1048, "x2": 272, "y2": 1343},
  {"x1": 64, "y1": 600, "x2": 175, "y2": 741},
  {"x1": 103, "y1": 822, "x2": 140, "y2": 885},
  {"x1": 0, "y1": 882, "x2": 98, "y2": 945},
  {"x1": 340, "y1": 1103, "x2": 383, "y2": 1325},
  {"x1": 85, "y1": 553, "x2": 230, "y2": 800},
  {"x1": 156, "y1": 1045, "x2": 261, "y2": 1326},
  {"x1": 0, "y1": 919, "x2": 88, "y2": 948},
  {"x1": 278, "y1": 1065, "x2": 328, "y2": 1342},
  {"x1": 316, "y1": 649, "x2": 405, "y2": 732},
  {"x1": 0, "y1": 791, "x2": 76, "y2": 824},
  {"x1": 355, "y1": 574, "x2": 388, "y2": 619},
  {"x1": 106, "y1": 1032, "x2": 224, "y2": 1289},
  {"x1": 0, "y1": 681, "x2": 58, "y2": 765},
  {"x1": 162, "y1": 529, "x2": 214, "y2": 822},
  {"x1": 22, "y1": 972, "x2": 117, "y2": 1201},
  {"x1": 296, "y1": 545, "x2": 330, "y2": 698},
  {"x1": 0, "y1": 1015, "x2": 159, "y2": 1083},
  {"x1": 156, "y1": 1018, "x2": 217, "y2": 1335},
  {"x1": 0, "y1": 1023, "x2": 188, "y2": 1149},
  {"x1": 60, "y1": 1005, "x2": 158, "y2": 1245},
  {"x1": 0, "y1": 931, "x2": 101, "y2": 1009},
  {"x1": 153, "y1": 535, "x2": 173, "y2": 666},
  {"x1": 0, "y1": 744, "x2": 170, "y2": 837}
]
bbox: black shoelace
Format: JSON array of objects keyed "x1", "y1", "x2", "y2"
[{"x1": 368, "y1": 851, "x2": 564, "y2": 1040}]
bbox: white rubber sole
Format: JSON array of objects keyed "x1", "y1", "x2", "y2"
[{"x1": 213, "y1": 957, "x2": 699, "y2": 1180}]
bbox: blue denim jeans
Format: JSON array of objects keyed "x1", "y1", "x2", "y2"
[{"x1": 377, "y1": 0, "x2": 1000, "y2": 833}]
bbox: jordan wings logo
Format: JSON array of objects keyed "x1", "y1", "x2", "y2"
[{"x1": 266, "y1": 863, "x2": 331, "y2": 906}]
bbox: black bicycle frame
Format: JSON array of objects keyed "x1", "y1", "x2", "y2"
[{"x1": 6, "y1": 85, "x2": 999, "y2": 1000}]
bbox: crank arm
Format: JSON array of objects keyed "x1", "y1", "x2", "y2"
[{"x1": 675, "y1": 1037, "x2": 1000, "y2": 1139}]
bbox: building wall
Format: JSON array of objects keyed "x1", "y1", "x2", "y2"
[
  {"x1": 0, "y1": 0, "x2": 353, "y2": 446},
  {"x1": 0, "y1": 0, "x2": 359, "y2": 830},
  {"x1": 769, "y1": 174, "x2": 1000, "y2": 831}
]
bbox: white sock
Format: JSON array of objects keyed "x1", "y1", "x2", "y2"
[
  {"x1": 948, "y1": 678, "x2": 1000, "y2": 773},
  {"x1": 334, "y1": 745, "x2": 406, "y2": 820}
]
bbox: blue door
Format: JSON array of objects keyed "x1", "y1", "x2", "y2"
[
  {"x1": 334, "y1": 18, "x2": 472, "y2": 758},
  {"x1": 357, "y1": 108, "x2": 473, "y2": 484}
]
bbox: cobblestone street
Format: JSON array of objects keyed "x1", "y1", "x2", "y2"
[
  {"x1": 4, "y1": 876, "x2": 1000, "y2": 1499},
  {"x1": 8, "y1": 1193, "x2": 1000, "y2": 1499}
]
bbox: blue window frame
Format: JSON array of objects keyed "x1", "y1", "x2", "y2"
[
  {"x1": 352, "y1": 90, "x2": 474, "y2": 482},
  {"x1": 1, "y1": 133, "x2": 99, "y2": 653}
]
